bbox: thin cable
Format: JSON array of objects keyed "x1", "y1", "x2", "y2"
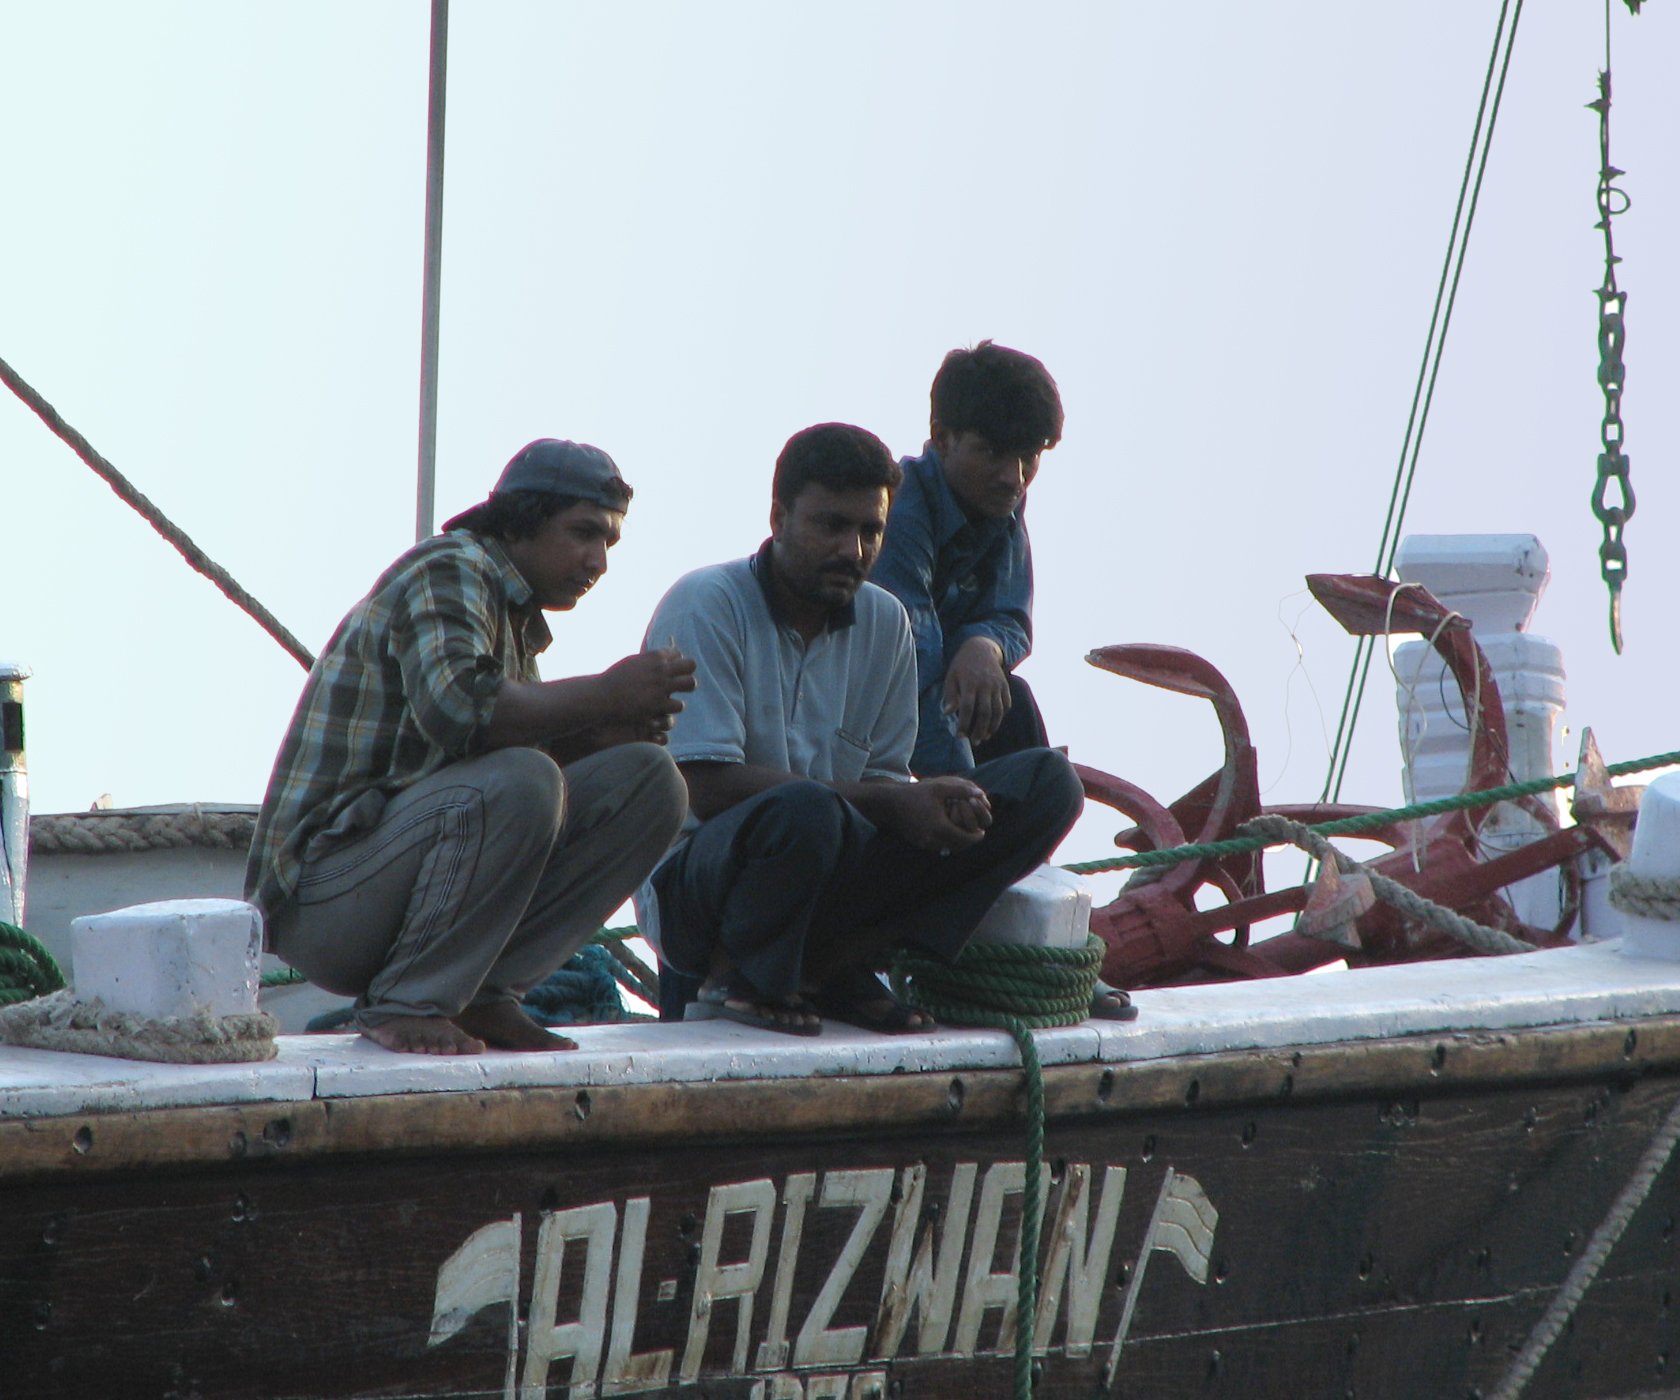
[{"x1": 1319, "y1": 0, "x2": 1525, "y2": 805}]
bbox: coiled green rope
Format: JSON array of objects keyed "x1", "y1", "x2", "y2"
[
  {"x1": 892, "y1": 935, "x2": 1105, "y2": 1398},
  {"x1": 0, "y1": 921, "x2": 67, "y2": 1007}
]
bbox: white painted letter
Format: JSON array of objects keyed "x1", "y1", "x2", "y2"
[
  {"x1": 850, "y1": 1370, "x2": 888, "y2": 1400},
  {"x1": 680, "y1": 1178, "x2": 777, "y2": 1381},
  {"x1": 952, "y1": 1161, "x2": 1050, "y2": 1357},
  {"x1": 793, "y1": 1168, "x2": 894, "y2": 1368},
  {"x1": 756, "y1": 1172, "x2": 816, "y2": 1371},
  {"x1": 521, "y1": 1203, "x2": 617, "y2": 1400},
  {"x1": 870, "y1": 1163, "x2": 977, "y2": 1359},
  {"x1": 1035, "y1": 1165, "x2": 1127, "y2": 1357},
  {"x1": 602, "y1": 1197, "x2": 673, "y2": 1394}
]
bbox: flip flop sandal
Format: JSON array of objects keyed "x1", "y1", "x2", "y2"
[
  {"x1": 810, "y1": 968, "x2": 935, "y2": 1035},
  {"x1": 686, "y1": 970, "x2": 822, "y2": 1037},
  {"x1": 1089, "y1": 980, "x2": 1140, "y2": 1022}
]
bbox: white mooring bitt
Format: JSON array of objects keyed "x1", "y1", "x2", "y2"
[
  {"x1": 1392, "y1": 535, "x2": 1567, "y2": 932},
  {"x1": 1619, "y1": 773, "x2": 1680, "y2": 962},
  {"x1": 968, "y1": 864, "x2": 1093, "y2": 949},
  {"x1": 69, "y1": 898, "x2": 263, "y2": 1020}
]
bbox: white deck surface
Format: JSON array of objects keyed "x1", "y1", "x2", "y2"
[{"x1": 4, "y1": 940, "x2": 1680, "y2": 1120}]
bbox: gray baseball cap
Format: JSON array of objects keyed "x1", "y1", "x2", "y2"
[{"x1": 442, "y1": 438, "x2": 632, "y2": 532}]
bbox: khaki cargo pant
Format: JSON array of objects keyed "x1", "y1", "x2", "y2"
[{"x1": 270, "y1": 743, "x2": 685, "y2": 1030}]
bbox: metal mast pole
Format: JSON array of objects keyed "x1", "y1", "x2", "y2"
[{"x1": 415, "y1": 0, "x2": 448, "y2": 541}]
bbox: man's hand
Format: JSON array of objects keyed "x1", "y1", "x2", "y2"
[
  {"x1": 870, "y1": 775, "x2": 992, "y2": 854},
  {"x1": 942, "y1": 636, "x2": 1011, "y2": 744},
  {"x1": 597, "y1": 646, "x2": 697, "y2": 744}
]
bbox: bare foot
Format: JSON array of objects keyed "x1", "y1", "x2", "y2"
[
  {"x1": 361, "y1": 1014, "x2": 486, "y2": 1056},
  {"x1": 454, "y1": 1002, "x2": 578, "y2": 1053}
]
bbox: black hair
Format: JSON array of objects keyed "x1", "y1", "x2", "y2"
[
  {"x1": 460, "y1": 490, "x2": 591, "y2": 542},
  {"x1": 772, "y1": 423, "x2": 902, "y2": 506},
  {"x1": 929, "y1": 340, "x2": 1064, "y2": 454}
]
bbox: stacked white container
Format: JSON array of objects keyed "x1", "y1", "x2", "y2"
[{"x1": 1392, "y1": 536, "x2": 1568, "y2": 933}]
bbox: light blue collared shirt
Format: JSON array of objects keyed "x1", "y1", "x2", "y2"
[{"x1": 634, "y1": 543, "x2": 917, "y2": 957}]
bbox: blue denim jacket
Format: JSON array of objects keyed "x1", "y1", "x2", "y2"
[{"x1": 871, "y1": 445, "x2": 1032, "y2": 774}]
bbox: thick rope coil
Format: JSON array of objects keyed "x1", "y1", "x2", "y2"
[
  {"x1": 1237, "y1": 814, "x2": 1534, "y2": 957},
  {"x1": 0, "y1": 921, "x2": 68, "y2": 1006},
  {"x1": 893, "y1": 937, "x2": 1104, "y2": 1399},
  {"x1": 1489, "y1": 1086, "x2": 1680, "y2": 1400},
  {"x1": 29, "y1": 808, "x2": 257, "y2": 855},
  {"x1": 0, "y1": 988, "x2": 277, "y2": 1063},
  {"x1": 1607, "y1": 867, "x2": 1680, "y2": 922}
]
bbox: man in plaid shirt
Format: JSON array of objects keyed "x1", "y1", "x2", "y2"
[{"x1": 247, "y1": 439, "x2": 693, "y2": 1055}]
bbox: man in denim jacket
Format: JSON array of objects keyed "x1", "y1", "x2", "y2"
[{"x1": 872, "y1": 341, "x2": 1061, "y2": 777}]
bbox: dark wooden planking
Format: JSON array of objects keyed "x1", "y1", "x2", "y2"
[{"x1": 1, "y1": 1068, "x2": 1677, "y2": 1398}]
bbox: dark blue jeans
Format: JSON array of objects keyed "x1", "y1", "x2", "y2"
[
  {"x1": 971, "y1": 673, "x2": 1049, "y2": 767},
  {"x1": 654, "y1": 747, "x2": 1082, "y2": 1017}
]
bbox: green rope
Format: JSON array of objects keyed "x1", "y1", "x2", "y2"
[
  {"x1": 0, "y1": 921, "x2": 67, "y2": 1007},
  {"x1": 257, "y1": 925, "x2": 652, "y2": 994},
  {"x1": 1066, "y1": 745, "x2": 1680, "y2": 877},
  {"x1": 892, "y1": 936, "x2": 1104, "y2": 1398}
]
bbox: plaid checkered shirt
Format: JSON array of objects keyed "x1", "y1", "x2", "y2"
[{"x1": 244, "y1": 531, "x2": 550, "y2": 918}]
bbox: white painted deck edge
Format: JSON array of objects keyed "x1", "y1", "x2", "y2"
[{"x1": 3, "y1": 941, "x2": 1679, "y2": 1119}]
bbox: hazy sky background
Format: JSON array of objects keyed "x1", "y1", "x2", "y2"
[{"x1": 3, "y1": 3, "x2": 1676, "y2": 888}]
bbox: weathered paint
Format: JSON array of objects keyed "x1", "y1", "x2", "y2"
[{"x1": 3, "y1": 1056, "x2": 1679, "y2": 1399}]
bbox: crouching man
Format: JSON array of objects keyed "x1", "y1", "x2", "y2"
[
  {"x1": 637, "y1": 423, "x2": 1082, "y2": 1034},
  {"x1": 246, "y1": 439, "x2": 693, "y2": 1055}
]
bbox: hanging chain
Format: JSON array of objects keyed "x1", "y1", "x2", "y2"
[{"x1": 1588, "y1": 27, "x2": 1636, "y2": 653}]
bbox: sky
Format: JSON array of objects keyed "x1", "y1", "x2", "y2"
[{"x1": 3, "y1": 2, "x2": 1677, "y2": 894}]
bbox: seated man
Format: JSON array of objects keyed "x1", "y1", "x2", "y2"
[
  {"x1": 874, "y1": 343, "x2": 1137, "y2": 1021},
  {"x1": 871, "y1": 340, "x2": 1060, "y2": 777},
  {"x1": 637, "y1": 422, "x2": 1084, "y2": 1033},
  {"x1": 246, "y1": 439, "x2": 693, "y2": 1056}
]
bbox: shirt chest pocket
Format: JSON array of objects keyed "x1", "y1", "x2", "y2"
[{"x1": 829, "y1": 728, "x2": 871, "y2": 783}]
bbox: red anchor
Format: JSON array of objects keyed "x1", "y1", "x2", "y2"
[{"x1": 1077, "y1": 574, "x2": 1616, "y2": 987}]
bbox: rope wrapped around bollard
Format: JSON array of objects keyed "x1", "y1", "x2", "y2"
[{"x1": 892, "y1": 936, "x2": 1105, "y2": 1399}]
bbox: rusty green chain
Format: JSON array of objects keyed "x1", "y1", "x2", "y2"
[{"x1": 1588, "y1": 49, "x2": 1634, "y2": 652}]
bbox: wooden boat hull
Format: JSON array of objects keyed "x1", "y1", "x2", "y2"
[{"x1": 3, "y1": 1002, "x2": 1679, "y2": 1400}]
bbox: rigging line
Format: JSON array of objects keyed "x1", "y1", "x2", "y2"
[
  {"x1": 1373, "y1": 0, "x2": 1515, "y2": 579},
  {"x1": 1315, "y1": 0, "x2": 1513, "y2": 806},
  {"x1": 1318, "y1": 0, "x2": 1526, "y2": 806},
  {"x1": 0, "y1": 354, "x2": 317, "y2": 673},
  {"x1": 1383, "y1": 0, "x2": 1526, "y2": 576}
]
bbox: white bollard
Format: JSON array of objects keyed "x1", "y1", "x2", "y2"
[
  {"x1": 1616, "y1": 773, "x2": 1680, "y2": 961},
  {"x1": 70, "y1": 897, "x2": 263, "y2": 1020},
  {"x1": 968, "y1": 865, "x2": 1093, "y2": 949}
]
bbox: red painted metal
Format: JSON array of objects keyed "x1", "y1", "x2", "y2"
[{"x1": 1079, "y1": 573, "x2": 1618, "y2": 988}]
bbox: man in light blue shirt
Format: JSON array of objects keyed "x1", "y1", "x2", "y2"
[{"x1": 638, "y1": 423, "x2": 1084, "y2": 1033}]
